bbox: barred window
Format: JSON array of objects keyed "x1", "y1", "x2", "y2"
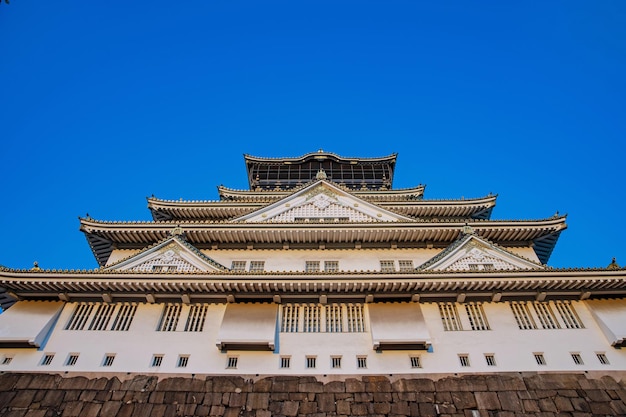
[
  {"x1": 303, "y1": 304, "x2": 321, "y2": 332},
  {"x1": 534, "y1": 353, "x2": 546, "y2": 365},
  {"x1": 177, "y1": 355, "x2": 189, "y2": 368},
  {"x1": 1, "y1": 356, "x2": 13, "y2": 365},
  {"x1": 305, "y1": 261, "x2": 320, "y2": 273},
  {"x1": 571, "y1": 353, "x2": 584, "y2": 365},
  {"x1": 66, "y1": 303, "x2": 137, "y2": 332},
  {"x1": 357, "y1": 356, "x2": 367, "y2": 369},
  {"x1": 380, "y1": 260, "x2": 396, "y2": 272},
  {"x1": 485, "y1": 354, "x2": 496, "y2": 366},
  {"x1": 280, "y1": 356, "x2": 291, "y2": 368},
  {"x1": 249, "y1": 261, "x2": 265, "y2": 272},
  {"x1": 65, "y1": 354, "x2": 79, "y2": 366},
  {"x1": 465, "y1": 303, "x2": 490, "y2": 331},
  {"x1": 41, "y1": 354, "x2": 55, "y2": 366},
  {"x1": 110, "y1": 304, "x2": 137, "y2": 331},
  {"x1": 398, "y1": 260, "x2": 414, "y2": 272},
  {"x1": 324, "y1": 261, "x2": 339, "y2": 272},
  {"x1": 158, "y1": 304, "x2": 182, "y2": 331},
  {"x1": 306, "y1": 356, "x2": 316, "y2": 369},
  {"x1": 325, "y1": 304, "x2": 343, "y2": 333},
  {"x1": 510, "y1": 302, "x2": 537, "y2": 330},
  {"x1": 281, "y1": 304, "x2": 365, "y2": 333},
  {"x1": 596, "y1": 353, "x2": 610, "y2": 365},
  {"x1": 331, "y1": 356, "x2": 342, "y2": 369},
  {"x1": 554, "y1": 301, "x2": 584, "y2": 329},
  {"x1": 102, "y1": 354, "x2": 115, "y2": 367},
  {"x1": 151, "y1": 355, "x2": 163, "y2": 367},
  {"x1": 410, "y1": 356, "x2": 421, "y2": 368},
  {"x1": 458, "y1": 354, "x2": 470, "y2": 367},
  {"x1": 533, "y1": 302, "x2": 560, "y2": 329},
  {"x1": 439, "y1": 303, "x2": 462, "y2": 331},
  {"x1": 280, "y1": 304, "x2": 300, "y2": 332},
  {"x1": 227, "y1": 357, "x2": 238, "y2": 369},
  {"x1": 231, "y1": 261, "x2": 247, "y2": 271},
  {"x1": 88, "y1": 304, "x2": 116, "y2": 331},
  {"x1": 65, "y1": 304, "x2": 95, "y2": 330},
  {"x1": 346, "y1": 304, "x2": 365, "y2": 332},
  {"x1": 184, "y1": 305, "x2": 209, "y2": 332}
]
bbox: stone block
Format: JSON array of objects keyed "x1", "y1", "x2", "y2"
[
  {"x1": 0, "y1": 373, "x2": 20, "y2": 391},
  {"x1": 149, "y1": 391, "x2": 165, "y2": 404},
  {"x1": 436, "y1": 402, "x2": 457, "y2": 414},
  {"x1": 209, "y1": 405, "x2": 226, "y2": 416},
  {"x1": 350, "y1": 403, "x2": 369, "y2": 415},
  {"x1": 451, "y1": 391, "x2": 477, "y2": 410},
  {"x1": 79, "y1": 403, "x2": 102, "y2": 417},
  {"x1": 228, "y1": 392, "x2": 247, "y2": 407},
  {"x1": 553, "y1": 396, "x2": 574, "y2": 412},
  {"x1": 94, "y1": 389, "x2": 112, "y2": 402},
  {"x1": 100, "y1": 400, "x2": 123, "y2": 416},
  {"x1": 353, "y1": 392, "x2": 373, "y2": 402},
  {"x1": 58, "y1": 376, "x2": 89, "y2": 390},
  {"x1": 395, "y1": 391, "x2": 417, "y2": 401},
  {"x1": 405, "y1": 378, "x2": 435, "y2": 392},
  {"x1": 498, "y1": 391, "x2": 523, "y2": 412},
  {"x1": 111, "y1": 390, "x2": 126, "y2": 401},
  {"x1": 281, "y1": 400, "x2": 300, "y2": 416},
  {"x1": 485, "y1": 375, "x2": 525, "y2": 391},
  {"x1": 418, "y1": 402, "x2": 438, "y2": 417},
  {"x1": 324, "y1": 381, "x2": 345, "y2": 393},
  {"x1": 2, "y1": 411, "x2": 27, "y2": 417},
  {"x1": 417, "y1": 391, "x2": 435, "y2": 403},
  {"x1": 299, "y1": 400, "x2": 318, "y2": 414},
  {"x1": 521, "y1": 399, "x2": 540, "y2": 413},
  {"x1": 78, "y1": 390, "x2": 97, "y2": 402},
  {"x1": 288, "y1": 392, "x2": 310, "y2": 401},
  {"x1": 255, "y1": 410, "x2": 271, "y2": 417},
  {"x1": 0, "y1": 390, "x2": 16, "y2": 409},
  {"x1": 212, "y1": 376, "x2": 246, "y2": 392},
  {"x1": 24, "y1": 411, "x2": 47, "y2": 417},
  {"x1": 87, "y1": 377, "x2": 111, "y2": 391},
  {"x1": 365, "y1": 379, "x2": 392, "y2": 393},
  {"x1": 121, "y1": 375, "x2": 158, "y2": 392},
  {"x1": 336, "y1": 400, "x2": 352, "y2": 415},
  {"x1": 610, "y1": 400, "x2": 626, "y2": 414},
  {"x1": 299, "y1": 381, "x2": 324, "y2": 393},
  {"x1": 601, "y1": 375, "x2": 622, "y2": 390},
  {"x1": 584, "y1": 389, "x2": 611, "y2": 402},
  {"x1": 163, "y1": 391, "x2": 187, "y2": 405},
  {"x1": 9, "y1": 390, "x2": 37, "y2": 408},
  {"x1": 270, "y1": 392, "x2": 289, "y2": 401},
  {"x1": 344, "y1": 378, "x2": 365, "y2": 393},
  {"x1": 61, "y1": 401, "x2": 84, "y2": 417},
  {"x1": 570, "y1": 397, "x2": 590, "y2": 412},
  {"x1": 246, "y1": 392, "x2": 269, "y2": 410},
  {"x1": 475, "y1": 392, "x2": 501, "y2": 410},
  {"x1": 317, "y1": 393, "x2": 336, "y2": 412},
  {"x1": 253, "y1": 378, "x2": 272, "y2": 392},
  {"x1": 588, "y1": 401, "x2": 614, "y2": 414},
  {"x1": 223, "y1": 407, "x2": 242, "y2": 417},
  {"x1": 187, "y1": 392, "x2": 205, "y2": 404},
  {"x1": 116, "y1": 403, "x2": 135, "y2": 417},
  {"x1": 272, "y1": 377, "x2": 299, "y2": 393},
  {"x1": 131, "y1": 403, "x2": 154, "y2": 417},
  {"x1": 390, "y1": 400, "x2": 410, "y2": 415},
  {"x1": 373, "y1": 392, "x2": 392, "y2": 402},
  {"x1": 538, "y1": 398, "x2": 557, "y2": 412},
  {"x1": 14, "y1": 374, "x2": 35, "y2": 390}
]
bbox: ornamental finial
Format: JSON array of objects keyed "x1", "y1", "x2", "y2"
[
  {"x1": 32, "y1": 261, "x2": 41, "y2": 271},
  {"x1": 608, "y1": 257, "x2": 620, "y2": 270},
  {"x1": 316, "y1": 168, "x2": 327, "y2": 180}
]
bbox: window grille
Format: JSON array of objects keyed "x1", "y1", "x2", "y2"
[
  {"x1": 534, "y1": 353, "x2": 546, "y2": 365},
  {"x1": 485, "y1": 354, "x2": 496, "y2": 366},
  {"x1": 303, "y1": 304, "x2": 321, "y2": 332},
  {"x1": 281, "y1": 304, "x2": 300, "y2": 332},
  {"x1": 331, "y1": 356, "x2": 342, "y2": 369},
  {"x1": 439, "y1": 303, "x2": 462, "y2": 331},
  {"x1": 102, "y1": 355, "x2": 115, "y2": 367},
  {"x1": 184, "y1": 304, "x2": 209, "y2": 332},
  {"x1": 158, "y1": 304, "x2": 182, "y2": 331},
  {"x1": 596, "y1": 353, "x2": 609, "y2": 365},
  {"x1": 41, "y1": 354, "x2": 54, "y2": 366},
  {"x1": 554, "y1": 301, "x2": 584, "y2": 329},
  {"x1": 1, "y1": 357, "x2": 13, "y2": 365},
  {"x1": 533, "y1": 302, "x2": 560, "y2": 329},
  {"x1": 88, "y1": 304, "x2": 116, "y2": 331},
  {"x1": 483, "y1": 264, "x2": 494, "y2": 270},
  {"x1": 398, "y1": 260, "x2": 414, "y2": 272},
  {"x1": 324, "y1": 261, "x2": 339, "y2": 272},
  {"x1": 65, "y1": 354, "x2": 79, "y2": 366},
  {"x1": 357, "y1": 357, "x2": 367, "y2": 369},
  {"x1": 510, "y1": 302, "x2": 537, "y2": 330},
  {"x1": 458, "y1": 355, "x2": 470, "y2": 367},
  {"x1": 249, "y1": 261, "x2": 265, "y2": 272},
  {"x1": 571, "y1": 353, "x2": 584, "y2": 365},
  {"x1": 305, "y1": 261, "x2": 320, "y2": 273},
  {"x1": 65, "y1": 304, "x2": 95, "y2": 330},
  {"x1": 177, "y1": 355, "x2": 189, "y2": 368},
  {"x1": 346, "y1": 304, "x2": 365, "y2": 332},
  {"x1": 325, "y1": 304, "x2": 343, "y2": 333},
  {"x1": 380, "y1": 260, "x2": 396, "y2": 272},
  {"x1": 153, "y1": 265, "x2": 177, "y2": 272},
  {"x1": 410, "y1": 356, "x2": 421, "y2": 368},
  {"x1": 280, "y1": 357, "x2": 291, "y2": 368},
  {"x1": 227, "y1": 357, "x2": 238, "y2": 369},
  {"x1": 110, "y1": 304, "x2": 137, "y2": 331},
  {"x1": 306, "y1": 356, "x2": 316, "y2": 369},
  {"x1": 231, "y1": 261, "x2": 246, "y2": 271},
  {"x1": 465, "y1": 303, "x2": 490, "y2": 330}
]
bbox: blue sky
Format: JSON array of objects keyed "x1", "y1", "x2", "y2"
[{"x1": 0, "y1": 1, "x2": 624, "y2": 270}]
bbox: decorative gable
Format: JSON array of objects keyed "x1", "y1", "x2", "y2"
[
  {"x1": 105, "y1": 236, "x2": 227, "y2": 273},
  {"x1": 419, "y1": 232, "x2": 544, "y2": 271},
  {"x1": 234, "y1": 181, "x2": 413, "y2": 223}
]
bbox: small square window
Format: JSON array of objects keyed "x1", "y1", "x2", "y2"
[
  {"x1": 177, "y1": 355, "x2": 189, "y2": 368},
  {"x1": 306, "y1": 356, "x2": 316, "y2": 369},
  {"x1": 484, "y1": 354, "x2": 496, "y2": 366},
  {"x1": 398, "y1": 260, "x2": 414, "y2": 272},
  {"x1": 227, "y1": 357, "x2": 238, "y2": 369},
  {"x1": 380, "y1": 260, "x2": 396, "y2": 272},
  {"x1": 458, "y1": 354, "x2": 470, "y2": 367},
  {"x1": 65, "y1": 354, "x2": 79, "y2": 366},
  {"x1": 102, "y1": 354, "x2": 116, "y2": 367},
  {"x1": 596, "y1": 353, "x2": 609, "y2": 365},
  {"x1": 357, "y1": 356, "x2": 367, "y2": 369},
  {"x1": 324, "y1": 261, "x2": 339, "y2": 272},
  {"x1": 280, "y1": 356, "x2": 291, "y2": 369},
  {"x1": 410, "y1": 356, "x2": 421, "y2": 368},
  {"x1": 249, "y1": 261, "x2": 265, "y2": 272},
  {"x1": 231, "y1": 261, "x2": 247, "y2": 271},
  {"x1": 571, "y1": 353, "x2": 584, "y2": 365},
  {"x1": 534, "y1": 353, "x2": 546, "y2": 366},
  {"x1": 331, "y1": 356, "x2": 342, "y2": 369},
  {"x1": 151, "y1": 355, "x2": 163, "y2": 367},
  {"x1": 305, "y1": 261, "x2": 320, "y2": 273},
  {"x1": 41, "y1": 354, "x2": 55, "y2": 366},
  {"x1": 1, "y1": 356, "x2": 13, "y2": 365}
]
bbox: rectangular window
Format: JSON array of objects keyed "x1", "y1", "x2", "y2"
[
  {"x1": 458, "y1": 354, "x2": 470, "y2": 367},
  {"x1": 306, "y1": 356, "x2": 316, "y2": 369},
  {"x1": 280, "y1": 356, "x2": 291, "y2": 369},
  {"x1": 110, "y1": 304, "x2": 137, "y2": 331},
  {"x1": 596, "y1": 353, "x2": 610, "y2": 365},
  {"x1": 90, "y1": 303, "x2": 117, "y2": 331},
  {"x1": 65, "y1": 354, "x2": 79, "y2": 366},
  {"x1": 281, "y1": 304, "x2": 300, "y2": 333},
  {"x1": 439, "y1": 303, "x2": 462, "y2": 331},
  {"x1": 533, "y1": 302, "x2": 560, "y2": 329},
  {"x1": 231, "y1": 261, "x2": 247, "y2": 271},
  {"x1": 177, "y1": 355, "x2": 189, "y2": 368},
  {"x1": 65, "y1": 304, "x2": 95, "y2": 330},
  {"x1": 410, "y1": 356, "x2": 421, "y2": 368},
  {"x1": 571, "y1": 353, "x2": 584, "y2": 365},
  {"x1": 102, "y1": 354, "x2": 115, "y2": 367},
  {"x1": 324, "y1": 261, "x2": 339, "y2": 272},
  {"x1": 465, "y1": 303, "x2": 490, "y2": 330},
  {"x1": 380, "y1": 260, "x2": 396, "y2": 272},
  {"x1": 534, "y1": 353, "x2": 546, "y2": 365},
  {"x1": 151, "y1": 355, "x2": 163, "y2": 367},
  {"x1": 325, "y1": 304, "x2": 343, "y2": 333},
  {"x1": 357, "y1": 356, "x2": 367, "y2": 369},
  {"x1": 1, "y1": 356, "x2": 13, "y2": 365},
  {"x1": 157, "y1": 304, "x2": 182, "y2": 331},
  {"x1": 184, "y1": 304, "x2": 209, "y2": 332},
  {"x1": 249, "y1": 261, "x2": 265, "y2": 272},
  {"x1": 331, "y1": 356, "x2": 342, "y2": 369},
  {"x1": 303, "y1": 304, "x2": 321, "y2": 332},
  {"x1": 398, "y1": 260, "x2": 414, "y2": 272},
  {"x1": 510, "y1": 302, "x2": 537, "y2": 330},
  {"x1": 346, "y1": 304, "x2": 365, "y2": 332},
  {"x1": 227, "y1": 357, "x2": 238, "y2": 369},
  {"x1": 554, "y1": 301, "x2": 584, "y2": 329},
  {"x1": 305, "y1": 261, "x2": 320, "y2": 273},
  {"x1": 485, "y1": 354, "x2": 496, "y2": 366},
  {"x1": 40, "y1": 354, "x2": 54, "y2": 366}
]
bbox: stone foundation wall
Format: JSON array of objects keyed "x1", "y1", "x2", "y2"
[{"x1": 1, "y1": 372, "x2": 626, "y2": 416}]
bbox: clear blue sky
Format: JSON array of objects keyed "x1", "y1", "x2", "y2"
[{"x1": 1, "y1": 1, "x2": 624, "y2": 270}]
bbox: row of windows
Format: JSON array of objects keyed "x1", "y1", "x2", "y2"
[
  {"x1": 439, "y1": 301, "x2": 584, "y2": 331},
  {"x1": 21, "y1": 351, "x2": 612, "y2": 369},
  {"x1": 229, "y1": 260, "x2": 416, "y2": 272},
  {"x1": 280, "y1": 304, "x2": 365, "y2": 333},
  {"x1": 65, "y1": 304, "x2": 137, "y2": 331}
]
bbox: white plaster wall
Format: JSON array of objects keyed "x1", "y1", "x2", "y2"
[{"x1": 1, "y1": 300, "x2": 625, "y2": 375}]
